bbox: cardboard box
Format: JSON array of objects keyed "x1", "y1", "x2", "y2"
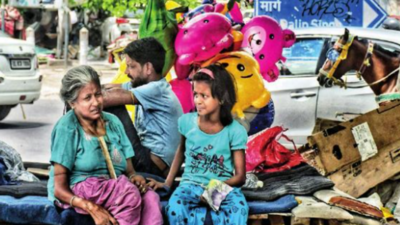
[{"x1": 304, "y1": 100, "x2": 400, "y2": 197}]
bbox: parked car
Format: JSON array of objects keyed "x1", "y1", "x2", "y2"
[
  {"x1": 0, "y1": 32, "x2": 42, "y2": 121},
  {"x1": 101, "y1": 17, "x2": 140, "y2": 47},
  {"x1": 264, "y1": 27, "x2": 400, "y2": 148}
]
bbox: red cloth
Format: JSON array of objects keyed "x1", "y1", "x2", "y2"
[
  {"x1": 0, "y1": 6, "x2": 24, "y2": 36},
  {"x1": 245, "y1": 126, "x2": 304, "y2": 173}
]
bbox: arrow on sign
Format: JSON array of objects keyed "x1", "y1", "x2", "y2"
[{"x1": 364, "y1": 0, "x2": 388, "y2": 28}]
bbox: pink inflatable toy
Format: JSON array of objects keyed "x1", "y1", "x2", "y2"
[
  {"x1": 241, "y1": 16, "x2": 296, "y2": 82},
  {"x1": 215, "y1": 1, "x2": 244, "y2": 25},
  {"x1": 170, "y1": 78, "x2": 194, "y2": 113},
  {"x1": 174, "y1": 13, "x2": 233, "y2": 79}
]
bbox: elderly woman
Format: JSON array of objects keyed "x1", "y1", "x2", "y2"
[{"x1": 47, "y1": 65, "x2": 162, "y2": 225}]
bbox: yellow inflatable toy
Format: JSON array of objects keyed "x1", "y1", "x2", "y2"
[{"x1": 202, "y1": 51, "x2": 271, "y2": 118}]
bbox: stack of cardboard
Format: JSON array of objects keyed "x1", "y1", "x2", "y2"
[{"x1": 303, "y1": 100, "x2": 400, "y2": 198}]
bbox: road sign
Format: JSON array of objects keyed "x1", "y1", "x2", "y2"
[{"x1": 255, "y1": 0, "x2": 388, "y2": 29}]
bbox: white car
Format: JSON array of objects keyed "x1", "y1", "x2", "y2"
[
  {"x1": 0, "y1": 32, "x2": 42, "y2": 121},
  {"x1": 264, "y1": 27, "x2": 400, "y2": 148},
  {"x1": 101, "y1": 17, "x2": 140, "y2": 46}
]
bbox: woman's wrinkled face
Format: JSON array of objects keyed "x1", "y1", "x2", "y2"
[{"x1": 70, "y1": 81, "x2": 103, "y2": 122}]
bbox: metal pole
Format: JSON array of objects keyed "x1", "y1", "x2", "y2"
[
  {"x1": 26, "y1": 27, "x2": 35, "y2": 45},
  {"x1": 1, "y1": 0, "x2": 5, "y2": 32},
  {"x1": 63, "y1": 0, "x2": 69, "y2": 68},
  {"x1": 56, "y1": 9, "x2": 63, "y2": 59},
  {"x1": 79, "y1": 27, "x2": 88, "y2": 65}
]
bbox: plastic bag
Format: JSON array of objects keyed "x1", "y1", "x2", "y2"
[{"x1": 245, "y1": 126, "x2": 304, "y2": 173}]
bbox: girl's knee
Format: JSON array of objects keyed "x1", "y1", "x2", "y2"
[
  {"x1": 120, "y1": 185, "x2": 142, "y2": 208},
  {"x1": 143, "y1": 190, "x2": 160, "y2": 202}
]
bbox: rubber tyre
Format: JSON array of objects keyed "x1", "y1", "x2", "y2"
[{"x1": 0, "y1": 106, "x2": 12, "y2": 121}]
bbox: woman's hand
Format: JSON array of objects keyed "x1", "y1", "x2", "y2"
[
  {"x1": 129, "y1": 174, "x2": 148, "y2": 194},
  {"x1": 79, "y1": 198, "x2": 118, "y2": 225},
  {"x1": 146, "y1": 178, "x2": 168, "y2": 191}
]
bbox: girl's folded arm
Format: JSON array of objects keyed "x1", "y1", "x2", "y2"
[{"x1": 223, "y1": 149, "x2": 246, "y2": 187}]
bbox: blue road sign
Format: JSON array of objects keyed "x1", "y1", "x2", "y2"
[{"x1": 255, "y1": 0, "x2": 388, "y2": 29}]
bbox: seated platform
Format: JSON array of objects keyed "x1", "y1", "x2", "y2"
[{"x1": 0, "y1": 195, "x2": 298, "y2": 225}]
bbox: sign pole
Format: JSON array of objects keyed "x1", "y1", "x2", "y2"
[
  {"x1": 63, "y1": 0, "x2": 69, "y2": 68},
  {"x1": 1, "y1": 0, "x2": 5, "y2": 32}
]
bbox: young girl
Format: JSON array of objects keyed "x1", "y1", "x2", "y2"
[{"x1": 149, "y1": 64, "x2": 249, "y2": 224}]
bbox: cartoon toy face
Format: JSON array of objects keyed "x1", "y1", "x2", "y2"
[
  {"x1": 202, "y1": 51, "x2": 271, "y2": 118},
  {"x1": 175, "y1": 13, "x2": 233, "y2": 66},
  {"x1": 242, "y1": 16, "x2": 295, "y2": 82}
]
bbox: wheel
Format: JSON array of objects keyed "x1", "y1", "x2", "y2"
[{"x1": 0, "y1": 106, "x2": 12, "y2": 121}]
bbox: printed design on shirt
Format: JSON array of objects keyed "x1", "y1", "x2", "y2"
[
  {"x1": 111, "y1": 146, "x2": 122, "y2": 165},
  {"x1": 83, "y1": 132, "x2": 93, "y2": 141},
  {"x1": 189, "y1": 145, "x2": 233, "y2": 177}
]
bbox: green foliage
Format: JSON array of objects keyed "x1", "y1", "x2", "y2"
[{"x1": 81, "y1": 0, "x2": 200, "y2": 17}]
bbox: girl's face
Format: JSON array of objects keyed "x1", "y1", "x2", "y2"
[
  {"x1": 193, "y1": 81, "x2": 220, "y2": 117},
  {"x1": 70, "y1": 81, "x2": 103, "y2": 122}
]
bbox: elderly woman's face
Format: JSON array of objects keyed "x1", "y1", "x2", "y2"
[{"x1": 70, "y1": 81, "x2": 103, "y2": 121}]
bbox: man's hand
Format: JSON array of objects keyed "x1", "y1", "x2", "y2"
[{"x1": 130, "y1": 175, "x2": 148, "y2": 194}]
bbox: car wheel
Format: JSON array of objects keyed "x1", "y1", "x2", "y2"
[{"x1": 0, "y1": 106, "x2": 12, "y2": 121}]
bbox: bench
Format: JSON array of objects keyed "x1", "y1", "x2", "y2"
[{"x1": 0, "y1": 195, "x2": 298, "y2": 225}]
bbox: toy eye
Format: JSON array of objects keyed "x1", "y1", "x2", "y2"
[
  {"x1": 259, "y1": 54, "x2": 265, "y2": 60},
  {"x1": 204, "y1": 19, "x2": 209, "y2": 23},
  {"x1": 237, "y1": 64, "x2": 245, "y2": 71},
  {"x1": 269, "y1": 34, "x2": 274, "y2": 39},
  {"x1": 221, "y1": 63, "x2": 229, "y2": 68},
  {"x1": 184, "y1": 30, "x2": 188, "y2": 34},
  {"x1": 256, "y1": 40, "x2": 262, "y2": 45}
]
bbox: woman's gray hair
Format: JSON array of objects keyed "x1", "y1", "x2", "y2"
[{"x1": 60, "y1": 65, "x2": 101, "y2": 104}]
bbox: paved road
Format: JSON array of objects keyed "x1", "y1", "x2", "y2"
[
  {"x1": 0, "y1": 99, "x2": 63, "y2": 163},
  {"x1": 0, "y1": 61, "x2": 117, "y2": 163}
]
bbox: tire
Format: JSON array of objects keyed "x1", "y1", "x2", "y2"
[{"x1": 0, "y1": 106, "x2": 12, "y2": 121}]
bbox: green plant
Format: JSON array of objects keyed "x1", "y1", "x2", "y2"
[{"x1": 81, "y1": 0, "x2": 199, "y2": 17}]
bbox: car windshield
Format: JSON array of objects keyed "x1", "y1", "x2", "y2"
[{"x1": 280, "y1": 38, "x2": 325, "y2": 76}]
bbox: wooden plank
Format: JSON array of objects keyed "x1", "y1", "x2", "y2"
[
  {"x1": 248, "y1": 214, "x2": 268, "y2": 219},
  {"x1": 269, "y1": 215, "x2": 285, "y2": 225},
  {"x1": 248, "y1": 219, "x2": 263, "y2": 225},
  {"x1": 310, "y1": 219, "x2": 325, "y2": 225},
  {"x1": 291, "y1": 217, "x2": 310, "y2": 225}
]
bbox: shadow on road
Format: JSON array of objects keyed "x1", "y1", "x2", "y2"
[{"x1": 0, "y1": 122, "x2": 49, "y2": 129}]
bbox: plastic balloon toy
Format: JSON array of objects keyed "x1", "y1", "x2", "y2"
[
  {"x1": 169, "y1": 78, "x2": 194, "y2": 114},
  {"x1": 214, "y1": 1, "x2": 244, "y2": 25},
  {"x1": 202, "y1": 51, "x2": 271, "y2": 118},
  {"x1": 241, "y1": 16, "x2": 296, "y2": 82},
  {"x1": 175, "y1": 13, "x2": 233, "y2": 65}
]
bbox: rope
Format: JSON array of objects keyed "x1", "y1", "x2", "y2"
[{"x1": 345, "y1": 66, "x2": 400, "y2": 89}]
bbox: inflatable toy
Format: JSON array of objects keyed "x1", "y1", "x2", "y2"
[
  {"x1": 202, "y1": 51, "x2": 271, "y2": 118},
  {"x1": 241, "y1": 16, "x2": 295, "y2": 82}
]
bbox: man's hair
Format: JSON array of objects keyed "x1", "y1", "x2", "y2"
[
  {"x1": 193, "y1": 64, "x2": 237, "y2": 126},
  {"x1": 123, "y1": 37, "x2": 166, "y2": 75}
]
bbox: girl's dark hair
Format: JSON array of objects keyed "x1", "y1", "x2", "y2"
[{"x1": 193, "y1": 64, "x2": 237, "y2": 126}]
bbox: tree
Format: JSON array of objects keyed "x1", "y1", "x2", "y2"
[{"x1": 82, "y1": 0, "x2": 200, "y2": 17}]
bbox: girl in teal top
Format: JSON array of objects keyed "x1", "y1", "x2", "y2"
[
  {"x1": 48, "y1": 66, "x2": 162, "y2": 225},
  {"x1": 149, "y1": 64, "x2": 249, "y2": 225}
]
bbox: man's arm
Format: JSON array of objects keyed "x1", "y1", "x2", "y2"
[
  {"x1": 102, "y1": 83, "x2": 122, "y2": 90},
  {"x1": 102, "y1": 88, "x2": 139, "y2": 108}
]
